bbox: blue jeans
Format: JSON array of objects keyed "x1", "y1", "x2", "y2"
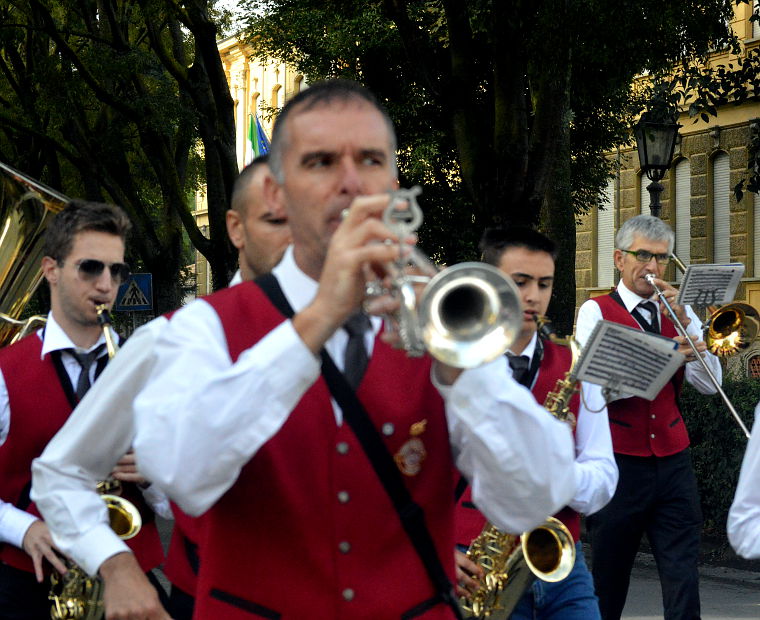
[{"x1": 510, "y1": 541, "x2": 601, "y2": 620}]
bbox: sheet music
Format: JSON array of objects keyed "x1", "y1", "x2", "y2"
[
  {"x1": 575, "y1": 320, "x2": 682, "y2": 401},
  {"x1": 676, "y1": 263, "x2": 745, "y2": 306}
]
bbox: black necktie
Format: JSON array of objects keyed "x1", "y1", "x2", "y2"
[
  {"x1": 637, "y1": 301, "x2": 660, "y2": 334},
  {"x1": 68, "y1": 344, "x2": 106, "y2": 399},
  {"x1": 508, "y1": 354, "x2": 531, "y2": 387},
  {"x1": 343, "y1": 312, "x2": 371, "y2": 390}
]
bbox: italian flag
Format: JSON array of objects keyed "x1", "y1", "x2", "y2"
[{"x1": 245, "y1": 113, "x2": 271, "y2": 165}]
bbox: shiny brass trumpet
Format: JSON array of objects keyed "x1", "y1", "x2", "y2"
[{"x1": 367, "y1": 187, "x2": 522, "y2": 368}]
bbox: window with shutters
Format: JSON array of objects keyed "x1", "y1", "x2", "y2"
[
  {"x1": 639, "y1": 172, "x2": 649, "y2": 215},
  {"x1": 712, "y1": 152, "x2": 730, "y2": 263},
  {"x1": 753, "y1": 1, "x2": 760, "y2": 39},
  {"x1": 755, "y1": 191, "x2": 760, "y2": 275},
  {"x1": 597, "y1": 179, "x2": 615, "y2": 288},
  {"x1": 674, "y1": 159, "x2": 691, "y2": 266},
  {"x1": 749, "y1": 355, "x2": 760, "y2": 378}
]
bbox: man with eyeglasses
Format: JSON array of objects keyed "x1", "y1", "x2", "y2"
[
  {"x1": 575, "y1": 215, "x2": 721, "y2": 620},
  {"x1": 0, "y1": 200, "x2": 167, "y2": 618}
]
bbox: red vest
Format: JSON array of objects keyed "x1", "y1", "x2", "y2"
[
  {"x1": 594, "y1": 294, "x2": 688, "y2": 457},
  {"x1": 454, "y1": 340, "x2": 581, "y2": 546},
  {"x1": 195, "y1": 282, "x2": 458, "y2": 620},
  {"x1": 0, "y1": 333, "x2": 164, "y2": 574},
  {"x1": 163, "y1": 502, "x2": 204, "y2": 596}
]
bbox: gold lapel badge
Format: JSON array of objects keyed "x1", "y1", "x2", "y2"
[{"x1": 394, "y1": 419, "x2": 428, "y2": 476}]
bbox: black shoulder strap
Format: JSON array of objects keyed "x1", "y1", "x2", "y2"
[{"x1": 254, "y1": 273, "x2": 462, "y2": 617}]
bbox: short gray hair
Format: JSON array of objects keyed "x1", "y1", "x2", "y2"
[
  {"x1": 268, "y1": 79, "x2": 397, "y2": 183},
  {"x1": 615, "y1": 215, "x2": 674, "y2": 253}
]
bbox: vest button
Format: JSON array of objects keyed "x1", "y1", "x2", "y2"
[
  {"x1": 651, "y1": 414, "x2": 656, "y2": 419},
  {"x1": 342, "y1": 588, "x2": 355, "y2": 601},
  {"x1": 650, "y1": 433, "x2": 655, "y2": 438},
  {"x1": 336, "y1": 441, "x2": 349, "y2": 455},
  {"x1": 382, "y1": 423, "x2": 395, "y2": 436},
  {"x1": 339, "y1": 541, "x2": 351, "y2": 553},
  {"x1": 337, "y1": 490, "x2": 350, "y2": 503}
]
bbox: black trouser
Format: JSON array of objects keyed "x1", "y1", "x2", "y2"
[
  {"x1": 0, "y1": 563, "x2": 50, "y2": 620},
  {"x1": 587, "y1": 450, "x2": 702, "y2": 620}
]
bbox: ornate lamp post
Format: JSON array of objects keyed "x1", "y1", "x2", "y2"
[{"x1": 634, "y1": 116, "x2": 681, "y2": 218}]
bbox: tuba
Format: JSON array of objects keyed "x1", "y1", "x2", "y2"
[
  {"x1": 367, "y1": 187, "x2": 523, "y2": 368},
  {"x1": 460, "y1": 317, "x2": 579, "y2": 619},
  {"x1": 49, "y1": 307, "x2": 142, "y2": 620},
  {"x1": 0, "y1": 161, "x2": 67, "y2": 345}
]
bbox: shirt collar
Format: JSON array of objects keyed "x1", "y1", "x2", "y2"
[
  {"x1": 40, "y1": 311, "x2": 109, "y2": 360},
  {"x1": 616, "y1": 280, "x2": 657, "y2": 313},
  {"x1": 508, "y1": 331, "x2": 538, "y2": 362},
  {"x1": 273, "y1": 245, "x2": 382, "y2": 333}
]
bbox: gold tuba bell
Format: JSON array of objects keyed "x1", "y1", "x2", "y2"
[{"x1": 0, "y1": 161, "x2": 66, "y2": 345}]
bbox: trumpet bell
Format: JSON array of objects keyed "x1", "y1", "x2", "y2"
[
  {"x1": 101, "y1": 494, "x2": 142, "y2": 540},
  {"x1": 705, "y1": 303, "x2": 760, "y2": 357},
  {"x1": 417, "y1": 262, "x2": 522, "y2": 369}
]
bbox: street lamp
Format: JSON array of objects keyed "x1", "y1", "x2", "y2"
[{"x1": 634, "y1": 116, "x2": 681, "y2": 218}]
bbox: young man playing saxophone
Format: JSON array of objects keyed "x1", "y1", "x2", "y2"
[
  {"x1": 0, "y1": 201, "x2": 168, "y2": 619},
  {"x1": 455, "y1": 227, "x2": 618, "y2": 620},
  {"x1": 32, "y1": 156, "x2": 291, "y2": 620}
]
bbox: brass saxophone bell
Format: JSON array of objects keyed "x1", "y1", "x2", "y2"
[{"x1": 101, "y1": 494, "x2": 142, "y2": 540}]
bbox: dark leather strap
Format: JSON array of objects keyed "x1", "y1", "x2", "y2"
[{"x1": 255, "y1": 273, "x2": 462, "y2": 618}]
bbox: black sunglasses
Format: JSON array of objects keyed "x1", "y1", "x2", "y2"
[{"x1": 74, "y1": 258, "x2": 131, "y2": 283}]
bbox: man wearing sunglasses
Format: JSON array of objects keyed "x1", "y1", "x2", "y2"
[
  {"x1": 575, "y1": 215, "x2": 722, "y2": 620},
  {"x1": 0, "y1": 200, "x2": 170, "y2": 619},
  {"x1": 32, "y1": 158, "x2": 290, "y2": 620}
]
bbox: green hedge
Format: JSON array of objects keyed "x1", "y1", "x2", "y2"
[{"x1": 680, "y1": 375, "x2": 760, "y2": 559}]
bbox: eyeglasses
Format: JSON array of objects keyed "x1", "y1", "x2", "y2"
[
  {"x1": 621, "y1": 249, "x2": 670, "y2": 265},
  {"x1": 74, "y1": 259, "x2": 131, "y2": 283}
]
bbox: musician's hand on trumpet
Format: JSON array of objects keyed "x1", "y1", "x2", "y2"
[
  {"x1": 649, "y1": 277, "x2": 692, "y2": 329},
  {"x1": 293, "y1": 193, "x2": 413, "y2": 356}
]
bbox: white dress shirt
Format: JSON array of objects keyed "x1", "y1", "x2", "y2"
[
  {"x1": 133, "y1": 246, "x2": 577, "y2": 535},
  {"x1": 0, "y1": 314, "x2": 115, "y2": 551},
  {"x1": 575, "y1": 281, "x2": 722, "y2": 396},
  {"x1": 32, "y1": 273, "x2": 252, "y2": 577},
  {"x1": 511, "y1": 334, "x2": 617, "y2": 516},
  {"x1": 728, "y1": 403, "x2": 760, "y2": 558}
]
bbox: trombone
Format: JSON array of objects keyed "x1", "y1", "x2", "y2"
[{"x1": 645, "y1": 253, "x2": 756, "y2": 438}]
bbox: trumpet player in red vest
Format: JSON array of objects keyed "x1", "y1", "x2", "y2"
[
  {"x1": 575, "y1": 215, "x2": 721, "y2": 620},
  {"x1": 455, "y1": 227, "x2": 618, "y2": 620},
  {"x1": 130, "y1": 79, "x2": 578, "y2": 620}
]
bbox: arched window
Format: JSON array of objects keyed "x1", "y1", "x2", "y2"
[
  {"x1": 674, "y1": 159, "x2": 691, "y2": 266},
  {"x1": 748, "y1": 354, "x2": 760, "y2": 378},
  {"x1": 597, "y1": 179, "x2": 615, "y2": 288},
  {"x1": 712, "y1": 151, "x2": 730, "y2": 263},
  {"x1": 754, "y1": 1, "x2": 760, "y2": 39}
]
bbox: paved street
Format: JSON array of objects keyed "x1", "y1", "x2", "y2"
[{"x1": 622, "y1": 557, "x2": 760, "y2": 619}]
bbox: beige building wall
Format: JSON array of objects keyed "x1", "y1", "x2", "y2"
[
  {"x1": 193, "y1": 36, "x2": 304, "y2": 297},
  {"x1": 577, "y1": 3, "x2": 760, "y2": 376}
]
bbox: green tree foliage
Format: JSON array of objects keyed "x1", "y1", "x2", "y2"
[
  {"x1": 245, "y1": 0, "x2": 752, "y2": 333},
  {"x1": 0, "y1": 0, "x2": 238, "y2": 313}
]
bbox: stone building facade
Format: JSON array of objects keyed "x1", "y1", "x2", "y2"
[{"x1": 576, "y1": 3, "x2": 760, "y2": 376}]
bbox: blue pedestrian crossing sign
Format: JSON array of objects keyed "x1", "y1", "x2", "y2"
[{"x1": 115, "y1": 274, "x2": 153, "y2": 312}]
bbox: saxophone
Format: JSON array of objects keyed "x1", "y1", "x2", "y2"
[
  {"x1": 460, "y1": 316, "x2": 580, "y2": 619},
  {"x1": 49, "y1": 306, "x2": 142, "y2": 620}
]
